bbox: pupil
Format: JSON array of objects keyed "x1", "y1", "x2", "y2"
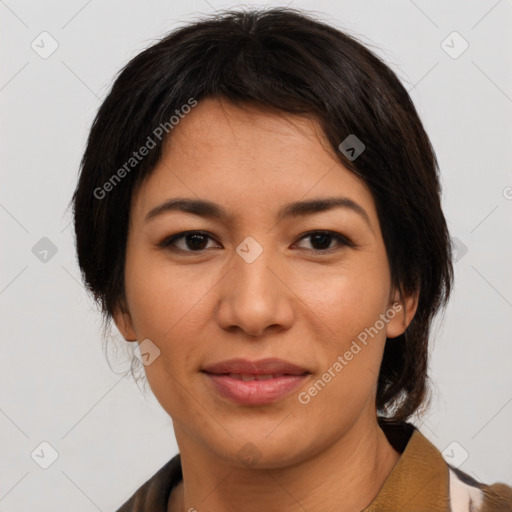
[
  {"x1": 183, "y1": 233, "x2": 333, "y2": 251},
  {"x1": 311, "y1": 233, "x2": 331, "y2": 250},
  {"x1": 187, "y1": 233, "x2": 207, "y2": 250}
]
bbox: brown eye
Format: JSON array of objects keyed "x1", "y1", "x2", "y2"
[
  {"x1": 158, "y1": 230, "x2": 354, "y2": 255},
  {"x1": 294, "y1": 231, "x2": 354, "y2": 254},
  {"x1": 158, "y1": 231, "x2": 220, "y2": 252}
]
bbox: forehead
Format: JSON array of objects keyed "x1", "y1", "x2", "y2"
[
  {"x1": 130, "y1": 98, "x2": 376, "y2": 225},
  {"x1": 175, "y1": 98, "x2": 327, "y2": 146}
]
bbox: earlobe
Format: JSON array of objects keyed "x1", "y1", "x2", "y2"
[
  {"x1": 112, "y1": 302, "x2": 138, "y2": 342},
  {"x1": 385, "y1": 287, "x2": 419, "y2": 339}
]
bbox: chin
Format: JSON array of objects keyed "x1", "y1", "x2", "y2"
[{"x1": 203, "y1": 425, "x2": 314, "y2": 469}]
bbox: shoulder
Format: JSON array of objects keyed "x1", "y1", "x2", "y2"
[
  {"x1": 448, "y1": 465, "x2": 512, "y2": 512},
  {"x1": 364, "y1": 421, "x2": 512, "y2": 512},
  {"x1": 115, "y1": 453, "x2": 182, "y2": 512}
]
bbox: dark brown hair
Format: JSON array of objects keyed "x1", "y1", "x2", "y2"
[{"x1": 71, "y1": 7, "x2": 454, "y2": 424}]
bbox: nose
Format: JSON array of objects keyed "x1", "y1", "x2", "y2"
[{"x1": 215, "y1": 240, "x2": 295, "y2": 338}]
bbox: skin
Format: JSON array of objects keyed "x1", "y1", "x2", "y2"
[{"x1": 114, "y1": 97, "x2": 419, "y2": 512}]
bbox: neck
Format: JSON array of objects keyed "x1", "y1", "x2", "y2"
[{"x1": 169, "y1": 414, "x2": 401, "y2": 512}]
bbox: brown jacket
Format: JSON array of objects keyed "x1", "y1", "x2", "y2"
[{"x1": 116, "y1": 422, "x2": 512, "y2": 511}]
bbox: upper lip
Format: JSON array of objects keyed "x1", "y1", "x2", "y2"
[{"x1": 202, "y1": 358, "x2": 309, "y2": 376}]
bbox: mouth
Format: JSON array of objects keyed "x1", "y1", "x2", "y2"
[
  {"x1": 201, "y1": 358, "x2": 310, "y2": 405},
  {"x1": 202, "y1": 357, "x2": 309, "y2": 376},
  {"x1": 219, "y1": 372, "x2": 302, "y2": 381}
]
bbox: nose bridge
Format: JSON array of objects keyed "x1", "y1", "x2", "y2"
[
  {"x1": 238, "y1": 237, "x2": 273, "y2": 284},
  {"x1": 216, "y1": 234, "x2": 294, "y2": 336},
  {"x1": 233, "y1": 234, "x2": 280, "y2": 302}
]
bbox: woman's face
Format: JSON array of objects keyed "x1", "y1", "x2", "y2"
[{"x1": 115, "y1": 97, "x2": 415, "y2": 468}]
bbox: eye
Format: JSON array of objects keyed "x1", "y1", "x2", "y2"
[
  {"x1": 158, "y1": 231, "x2": 220, "y2": 252},
  {"x1": 158, "y1": 230, "x2": 354, "y2": 254},
  {"x1": 293, "y1": 230, "x2": 354, "y2": 254}
]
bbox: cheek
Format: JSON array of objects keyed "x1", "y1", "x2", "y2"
[
  {"x1": 298, "y1": 260, "x2": 391, "y2": 393},
  {"x1": 123, "y1": 250, "x2": 208, "y2": 413},
  {"x1": 296, "y1": 271, "x2": 389, "y2": 420},
  {"x1": 122, "y1": 250, "x2": 211, "y2": 393},
  {"x1": 300, "y1": 260, "x2": 390, "y2": 337},
  {"x1": 124, "y1": 246, "x2": 210, "y2": 338}
]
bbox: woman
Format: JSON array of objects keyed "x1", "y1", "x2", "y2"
[{"x1": 71, "y1": 7, "x2": 512, "y2": 512}]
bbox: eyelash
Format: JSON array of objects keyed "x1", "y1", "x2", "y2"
[{"x1": 157, "y1": 230, "x2": 355, "y2": 255}]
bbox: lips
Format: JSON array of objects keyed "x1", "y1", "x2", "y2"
[
  {"x1": 202, "y1": 357, "x2": 309, "y2": 376},
  {"x1": 202, "y1": 358, "x2": 310, "y2": 405},
  {"x1": 226, "y1": 373, "x2": 290, "y2": 381}
]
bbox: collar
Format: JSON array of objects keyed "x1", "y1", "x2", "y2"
[
  {"x1": 117, "y1": 421, "x2": 452, "y2": 511},
  {"x1": 362, "y1": 421, "x2": 451, "y2": 511}
]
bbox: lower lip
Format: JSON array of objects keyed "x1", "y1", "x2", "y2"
[{"x1": 203, "y1": 373, "x2": 309, "y2": 405}]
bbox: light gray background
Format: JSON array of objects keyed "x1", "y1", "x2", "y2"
[{"x1": 1, "y1": 0, "x2": 511, "y2": 510}]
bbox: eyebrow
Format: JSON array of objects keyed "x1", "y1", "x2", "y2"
[{"x1": 144, "y1": 197, "x2": 373, "y2": 230}]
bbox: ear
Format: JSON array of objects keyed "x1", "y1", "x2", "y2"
[
  {"x1": 385, "y1": 285, "x2": 419, "y2": 339},
  {"x1": 112, "y1": 300, "x2": 138, "y2": 342}
]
